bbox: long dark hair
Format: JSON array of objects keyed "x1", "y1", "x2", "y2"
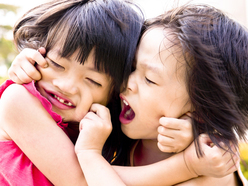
[{"x1": 140, "y1": 4, "x2": 248, "y2": 155}]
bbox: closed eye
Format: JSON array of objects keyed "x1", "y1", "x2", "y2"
[
  {"x1": 145, "y1": 77, "x2": 156, "y2": 84},
  {"x1": 46, "y1": 57, "x2": 64, "y2": 69},
  {"x1": 50, "y1": 60, "x2": 64, "y2": 69},
  {"x1": 86, "y1": 78, "x2": 102, "y2": 87}
]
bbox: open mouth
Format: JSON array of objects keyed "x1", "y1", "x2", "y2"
[
  {"x1": 46, "y1": 91, "x2": 75, "y2": 109},
  {"x1": 52, "y1": 94, "x2": 73, "y2": 106},
  {"x1": 119, "y1": 98, "x2": 135, "y2": 124}
]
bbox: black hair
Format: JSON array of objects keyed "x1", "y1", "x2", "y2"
[
  {"x1": 141, "y1": 4, "x2": 248, "y2": 156},
  {"x1": 13, "y1": 0, "x2": 144, "y2": 162},
  {"x1": 14, "y1": 0, "x2": 144, "y2": 99}
]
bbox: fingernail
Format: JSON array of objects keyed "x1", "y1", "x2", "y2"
[{"x1": 44, "y1": 64, "x2": 49, "y2": 68}]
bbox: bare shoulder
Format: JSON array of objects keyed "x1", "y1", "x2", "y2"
[
  {"x1": 0, "y1": 84, "x2": 44, "y2": 139},
  {"x1": 0, "y1": 83, "x2": 42, "y2": 110},
  {"x1": 1, "y1": 83, "x2": 33, "y2": 101}
]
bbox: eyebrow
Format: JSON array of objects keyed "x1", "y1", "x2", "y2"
[
  {"x1": 140, "y1": 63, "x2": 162, "y2": 77},
  {"x1": 49, "y1": 49, "x2": 105, "y2": 73}
]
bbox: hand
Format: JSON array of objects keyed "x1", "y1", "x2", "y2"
[
  {"x1": 75, "y1": 104, "x2": 112, "y2": 155},
  {"x1": 8, "y1": 47, "x2": 48, "y2": 84},
  {"x1": 184, "y1": 134, "x2": 240, "y2": 177},
  {"x1": 157, "y1": 113, "x2": 193, "y2": 153}
]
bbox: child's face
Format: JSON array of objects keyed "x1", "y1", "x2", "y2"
[
  {"x1": 119, "y1": 27, "x2": 191, "y2": 140},
  {"x1": 36, "y1": 48, "x2": 112, "y2": 122}
]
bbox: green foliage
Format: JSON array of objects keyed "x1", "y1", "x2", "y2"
[
  {"x1": 0, "y1": 76, "x2": 7, "y2": 85},
  {"x1": 240, "y1": 160, "x2": 248, "y2": 180},
  {"x1": 240, "y1": 143, "x2": 248, "y2": 180},
  {"x1": 0, "y1": 37, "x2": 18, "y2": 66},
  {"x1": 0, "y1": 4, "x2": 19, "y2": 14},
  {"x1": 0, "y1": 3, "x2": 19, "y2": 77},
  {"x1": 0, "y1": 25, "x2": 12, "y2": 31}
]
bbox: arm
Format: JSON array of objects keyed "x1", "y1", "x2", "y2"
[
  {"x1": 75, "y1": 104, "x2": 125, "y2": 186},
  {"x1": 0, "y1": 84, "x2": 87, "y2": 186},
  {"x1": 112, "y1": 152, "x2": 196, "y2": 186},
  {"x1": 112, "y1": 137, "x2": 239, "y2": 186},
  {"x1": 8, "y1": 52, "x2": 239, "y2": 185},
  {"x1": 75, "y1": 104, "x2": 238, "y2": 186},
  {"x1": 174, "y1": 174, "x2": 237, "y2": 186}
]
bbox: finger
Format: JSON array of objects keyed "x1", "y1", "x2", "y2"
[
  {"x1": 158, "y1": 125, "x2": 192, "y2": 141},
  {"x1": 218, "y1": 152, "x2": 239, "y2": 176},
  {"x1": 159, "y1": 117, "x2": 181, "y2": 130},
  {"x1": 90, "y1": 104, "x2": 110, "y2": 120},
  {"x1": 16, "y1": 68, "x2": 34, "y2": 83},
  {"x1": 37, "y1": 47, "x2": 48, "y2": 68},
  {"x1": 79, "y1": 120, "x2": 84, "y2": 131},
  {"x1": 157, "y1": 133, "x2": 174, "y2": 144},
  {"x1": 7, "y1": 72, "x2": 24, "y2": 84},
  {"x1": 83, "y1": 111, "x2": 100, "y2": 121},
  {"x1": 157, "y1": 141, "x2": 175, "y2": 153},
  {"x1": 8, "y1": 64, "x2": 39, "y2": 84},
  {"x1": 159, "y1": 117, "x2": 192, "y2": 131},
  {"x1": 21, "y1": 62, "x2": 42, "y2": 81},
  {"x1": 19, "y1": 48, "x2": 37, "y2": 65},
  {"x1": 228, "y1": 152, "x2": 240, "y2": 169},
  {"x1": 21, "y1": 48, "x2": 47, "y2": 67},
  {"x1": 225, "y1": 150, "x2": 240, "y2": 168},
  {"x1": 227, "y1": 154, "x2": 240, "y2": 173},
  {"x1": 38, "y1": 47, "x2": 46, "y2": 56},
  {"x1": 157, "y1": 126, "x2": 176, "y2": 137}
]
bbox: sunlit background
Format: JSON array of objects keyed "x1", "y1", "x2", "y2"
[
  {"x1": 1, "y1": 0, "x2": 248, "y2": 76},
  {"x1": 0, "y1": 0, "x2": 248, "y2": 179}
]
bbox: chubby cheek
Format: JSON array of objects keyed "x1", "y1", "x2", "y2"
[
  {"x1": 93, "y1": 92, "x2": 110, "y2": 106},
  {"x1": 95, "y1": 86, "x2": 112, "y2": 106},
  {"x1": 138, "y1": 112, "x2": 160, "y2": 137}
]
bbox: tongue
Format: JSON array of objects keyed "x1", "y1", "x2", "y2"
[{"x1": 124, "y1": 105, "x2": 135, "y2": 120}]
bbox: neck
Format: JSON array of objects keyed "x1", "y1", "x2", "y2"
[{"x1": 133, "y1": 139, "x2": 174, "y2": 166}]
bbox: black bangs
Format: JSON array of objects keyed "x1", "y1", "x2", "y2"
[{"x1": 15, "y1": 0, "x2": 143, "y2": 95}]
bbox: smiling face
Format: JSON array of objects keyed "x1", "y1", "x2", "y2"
[
  {"x1": 119, "y1": 27, "x2": 191, "y2": 139},
  {"x1": 36, "y1": 48, "x2": 112, "y2": 122}
]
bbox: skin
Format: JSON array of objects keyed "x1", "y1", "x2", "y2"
[
  {"x1": 120, "y1": 27, "x2": 191, "y2": 140},
  {"x1": 36, "y1": 47, "x2": 112, "y2": 122},
  {"x1": 0, "y1": 47, "x2": 112, "y2": 186},
  {"x1": 1, "y1": 46, "x2": 200, "y2": 186},
  {"x1": 74, "y1": 27, "x2": 240, "y2": 185},
  {"x1": 6, "y1": 47, "x2": 239, "y2": 185},
  {"x1": 119, "y1": 27, "x2": 238, "y2": 185}
]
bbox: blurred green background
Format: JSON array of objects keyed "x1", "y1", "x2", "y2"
[
  {"x1": 240, "y1": 143, "x2": 248, "y2": 179},
  {"x1": 0, "y1": 3, "x2": 19, "y2": 77},
  {"x1": 0, "y1": 0, "x2": 247, "y2": 181}
]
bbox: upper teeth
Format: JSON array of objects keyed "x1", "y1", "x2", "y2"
[
  {"x1": 123, "y1": 99, "x2": 128, "y2": 106},
  {"x1": 54, "y1": 95, "x2": 73, "y2": 106}
]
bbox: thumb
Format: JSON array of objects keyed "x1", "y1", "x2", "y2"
[{"x1": 38, "y1": 47, "x2": 46, "y2": 56}]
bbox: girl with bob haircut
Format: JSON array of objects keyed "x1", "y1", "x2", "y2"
[{"x1": 0, "y1": 0, "x2": 143, "y2": 185}]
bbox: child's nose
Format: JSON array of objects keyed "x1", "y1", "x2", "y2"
[
  {"x1": 127, "y1": 72, "x2": 138, "y2": 93},
  {"x1": 53, "y1": 78, "x2": 78, "y2": 95}
]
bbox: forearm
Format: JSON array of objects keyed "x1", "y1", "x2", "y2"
[
  {"x1": 174, "y1": 173, "x2": 236, "y2": 186},
  {"x1": 112, "y1": 152, "x2": 197, "y2": 186},
  {"x1": 77, "y1": 151, "x2": 126, "y2": 186}
]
